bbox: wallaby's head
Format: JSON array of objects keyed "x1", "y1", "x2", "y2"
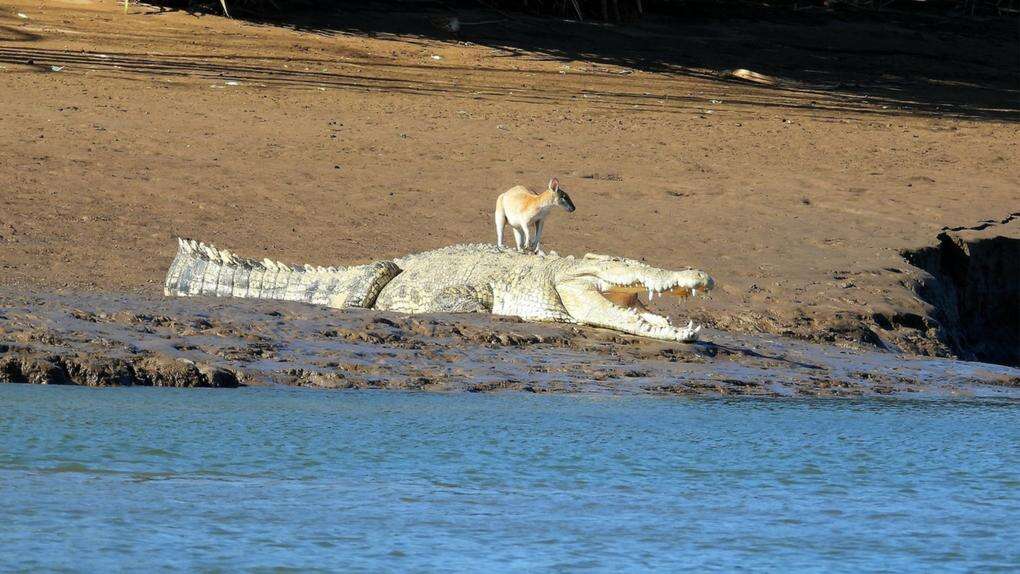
[{"x1": 549, "y1": 178, "x2": 576, "y2": 212}]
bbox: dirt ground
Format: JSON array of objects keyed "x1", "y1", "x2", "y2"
[
  {"x1": 3, "y1": 289, "x2": 1018, "y2": 395},
  {"x1": 1, "y1": 0, "x2": 1018, "y2": 358}
]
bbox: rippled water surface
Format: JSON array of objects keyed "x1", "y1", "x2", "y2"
[{"x1": 1, "y1": 386, "x2": 1018, "y2": 571}]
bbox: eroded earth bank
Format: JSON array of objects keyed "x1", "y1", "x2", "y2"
[
  {"x1": 2, "y1": 289, "x2": 1018, "y2": 396},
  {"x1": 1, "y1": 0, "x2": 1018, "y2": 393}
]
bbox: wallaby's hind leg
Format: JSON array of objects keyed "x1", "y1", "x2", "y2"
[
  {"x1": 511, "y1": 226, "x2": 525, "y2": 251},
  {"x1": 494, "y1": 198, "x2": 507, "y2": 247}
]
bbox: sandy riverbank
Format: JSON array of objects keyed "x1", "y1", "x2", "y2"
[{"x1": 1, "y1": 0, "x2": 1017, "y2": 371}]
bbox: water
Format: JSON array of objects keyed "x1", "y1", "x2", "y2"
[{"x1": 1, "y1": 386, "x2": 1018, "y2": 572}]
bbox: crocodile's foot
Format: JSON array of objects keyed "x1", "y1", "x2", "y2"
[{"x1": 676, "y1": 320, "x2": 702, "y2": 342}]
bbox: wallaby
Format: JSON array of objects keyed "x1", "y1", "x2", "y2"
[{"x1": 494, "y1": 178, "x2": 576, "y2": 253}]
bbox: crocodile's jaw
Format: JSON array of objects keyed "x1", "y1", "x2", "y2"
[{"x1": 557, "y1": 269, "x2": 713, "y2": 342}]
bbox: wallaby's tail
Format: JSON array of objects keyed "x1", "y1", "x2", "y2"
[{"x1": 164, "y1": 238, "x2": 400, "y2": 309}]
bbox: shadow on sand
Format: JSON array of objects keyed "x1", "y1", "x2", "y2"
[
  {"x1": 218, "y1": 2, "x2": 1020, "y2": 120},
  {"x1": 1, "y1": 2, "x2": 1017, "y2": 120}
]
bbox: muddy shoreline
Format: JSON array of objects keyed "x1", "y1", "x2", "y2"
[
  {"x1": 1, "y1": 290, "x2": 1017, "y2": 397},
  {"x1": 2, "y1": 0, "x2": 1018, "y2": 370},
  {"x1": 1, "y1": 0, "x2": 1017, "y2": 387}
]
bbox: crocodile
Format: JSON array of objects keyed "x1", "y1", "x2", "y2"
[{"x1": 164, "y1": 239, "x2": 715, "y2": 342}]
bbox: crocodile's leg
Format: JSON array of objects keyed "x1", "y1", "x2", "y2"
[{"x1": 431, "y1": 286, "x2": 491, "y2": 313}]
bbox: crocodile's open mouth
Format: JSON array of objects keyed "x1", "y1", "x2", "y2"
[
  {"x1": 558, "y1": 266, "x2": 714, "y2": 342},
  {"x1": 598, "y1": 282, "x2": 701, "y2": 324}
]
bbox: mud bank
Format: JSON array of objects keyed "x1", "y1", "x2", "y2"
[
  {"x1": 903, "y1": 215, "x2": 1020, "y2": 367},
  {"x1": 2, "y1": 0, "x2": 1019, "y2": 375},
  {"x1": 1, "y1": 290, "x2": 1017, "y2": 397}
]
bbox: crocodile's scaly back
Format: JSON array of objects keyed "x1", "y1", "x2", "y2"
[
  {"x1": 379, "y1": 243, "x2": 575, "y2": 321},
  {"x1": 164, "y1": 238, "x2": 399, "y2": 309}
]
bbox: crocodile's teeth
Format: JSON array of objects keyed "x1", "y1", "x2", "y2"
[
  {"x1": 692, "y1": 288, "x2": 697, "y2": 298},
  {"x1": 648, "y1": 289, "x2": 654, "y2": 300}
]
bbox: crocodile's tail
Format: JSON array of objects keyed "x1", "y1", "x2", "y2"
[{"x1": 164, "y1": 238, "x2": 400, "y2": 309}]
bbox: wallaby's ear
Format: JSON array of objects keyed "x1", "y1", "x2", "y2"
[{"x1": 549, "y1": 177, "x2": 559, "y2": 192}]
